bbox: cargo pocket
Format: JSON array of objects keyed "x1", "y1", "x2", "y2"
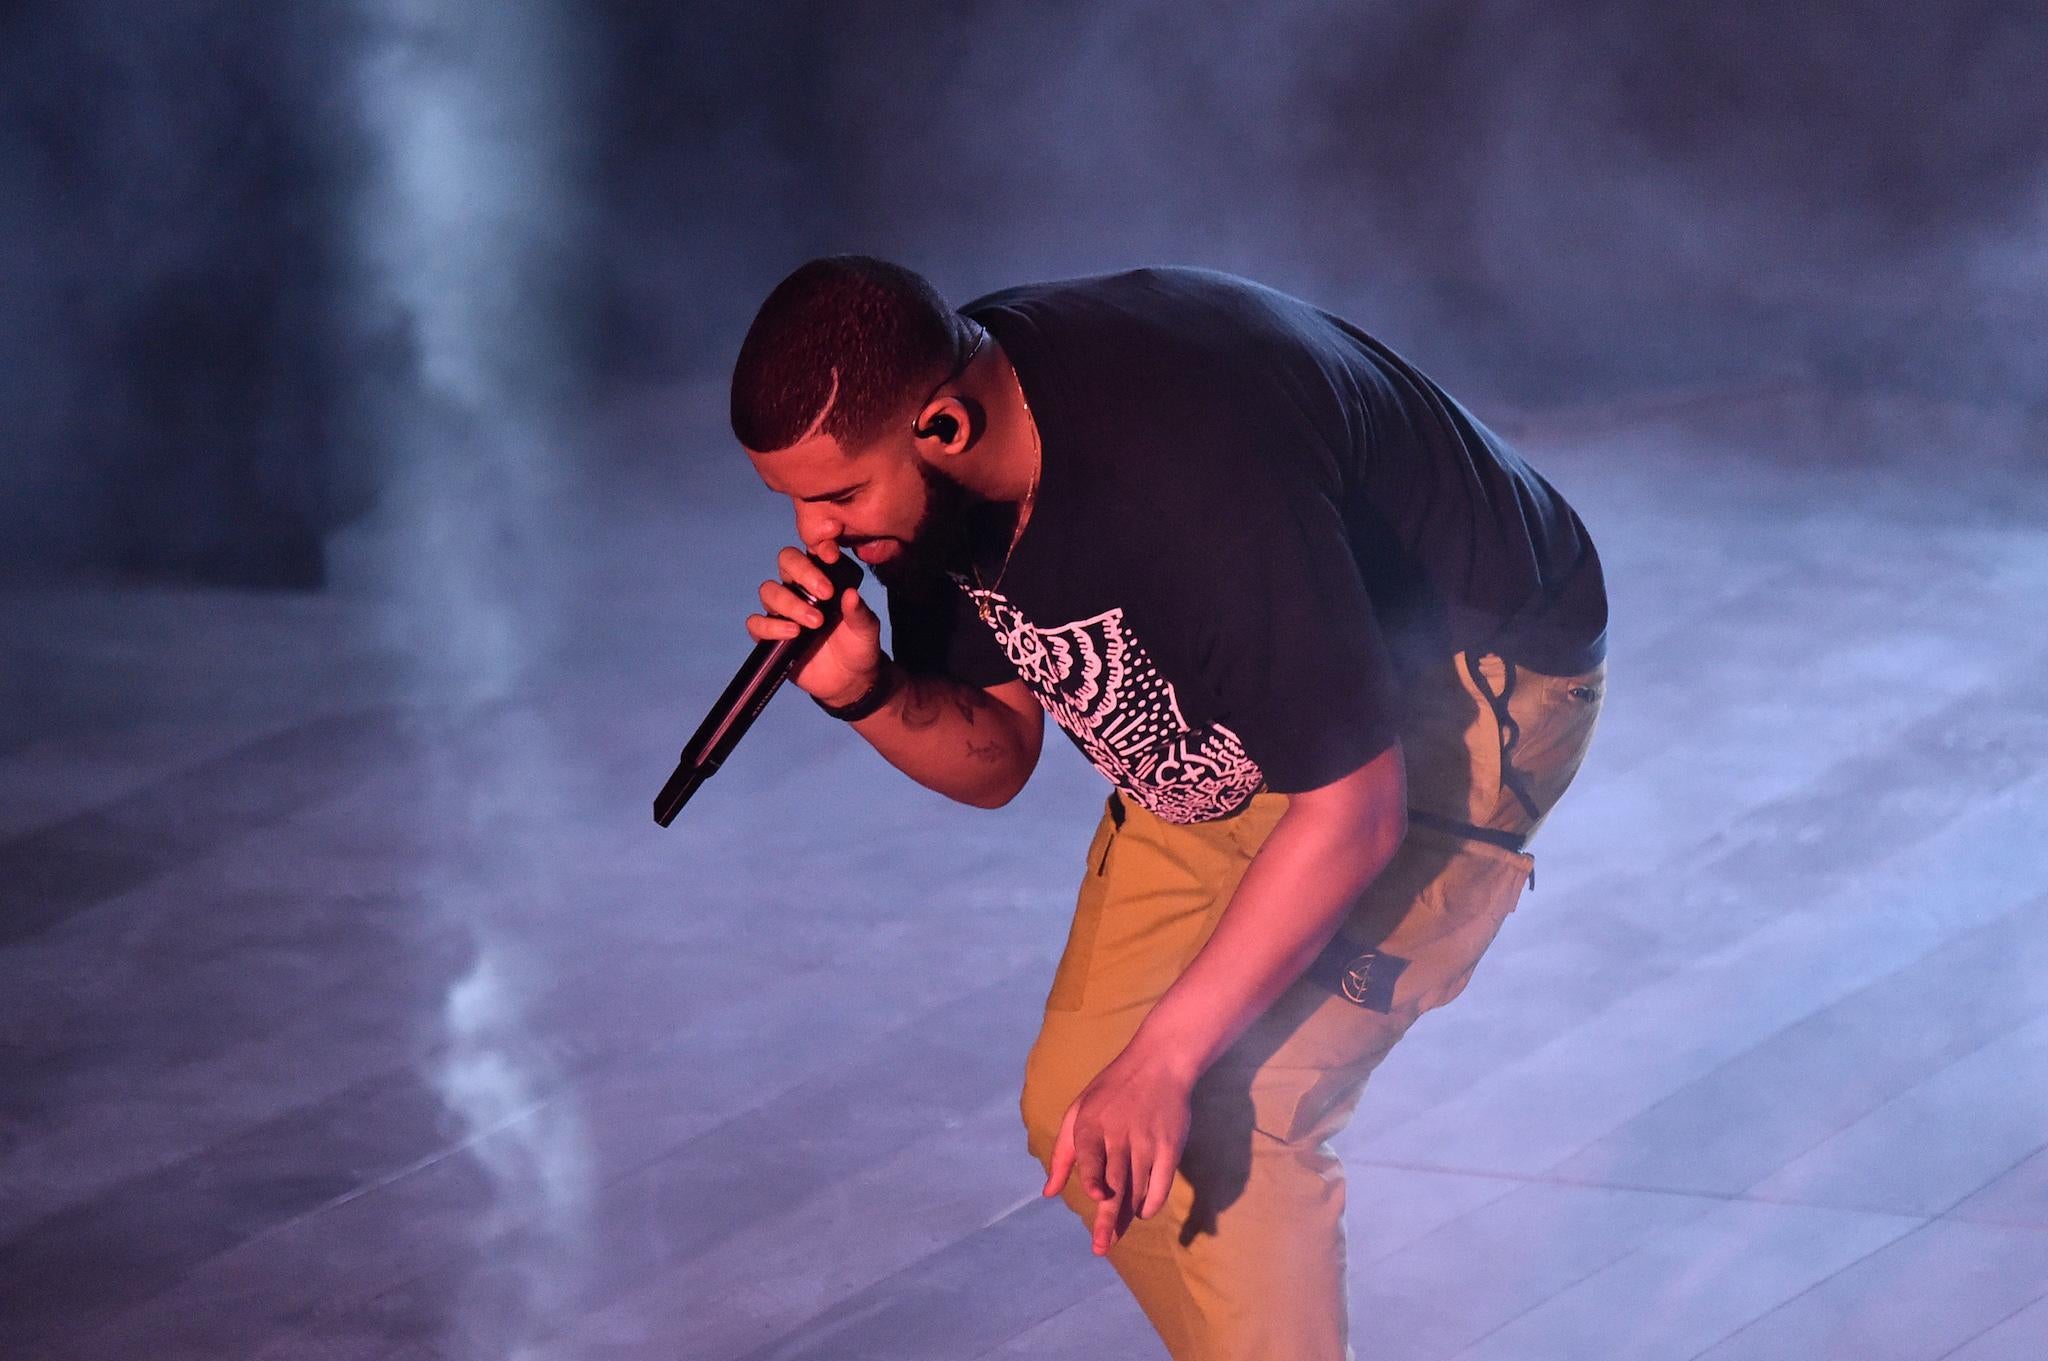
[
  {"x1": 1400, "y1": 829, "x2": 1536, "y2": 1015},
  {"x1": 1044, "y1": 798, "x2": 1121, "y2": 1012},
  {"x1": 1301, "y1": 819, "x2": 1535, "y2": 1022}
]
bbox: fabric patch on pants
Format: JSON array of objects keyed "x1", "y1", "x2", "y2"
[
  {"x1": 1237, "y1": 820, "x2": 1536, "y2": 1088},
  {"x1": 1333, "y1": 948, "x2": 1408, "y2": 1012}
]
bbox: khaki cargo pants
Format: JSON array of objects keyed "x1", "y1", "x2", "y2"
[{"x1": 1020, "y1": 650, "x2": 1606, "y2": 1360}]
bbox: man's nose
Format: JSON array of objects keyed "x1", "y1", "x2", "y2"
[{"x1": 795, "y1": 504, "x2": 843, "y2": 552}]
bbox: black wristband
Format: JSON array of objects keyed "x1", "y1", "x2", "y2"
[{"x1": 813, "y1": 657, "x2": 900, "y2": 722}]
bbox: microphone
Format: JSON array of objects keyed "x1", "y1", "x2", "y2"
[{"x1": 653, "y1": 550, "x2": 866, "y2": 827}]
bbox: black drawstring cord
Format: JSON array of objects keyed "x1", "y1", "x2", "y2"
[{"x1": 1461, "y1": 650, "x2": 1544, "y2": 827}]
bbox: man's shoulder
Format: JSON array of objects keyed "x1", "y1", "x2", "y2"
[{"x1": 963, "y1": 265, "x2": 1272, "y2": 315}]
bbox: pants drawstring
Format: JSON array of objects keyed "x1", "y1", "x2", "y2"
[{"x1": 1460, "y1": 650, "x2": 1544, "y2": 827}]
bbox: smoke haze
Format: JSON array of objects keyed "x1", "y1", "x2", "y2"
[{"x1": 6, "y1": 1, "x2": 2040, "y2": 581}]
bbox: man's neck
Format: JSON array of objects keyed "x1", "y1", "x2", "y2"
[{"x1": 958, "y1": 337, "x2": 1041, "y2": 510}]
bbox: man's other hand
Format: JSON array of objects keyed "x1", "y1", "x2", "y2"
[{"x1": 1042, "y1": 1044, "x2": 1196, "y2": 1255}]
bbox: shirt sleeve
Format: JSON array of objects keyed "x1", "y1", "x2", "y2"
[
  {"x1": 885, "y1": 573, "x2": 1017, "y2": 688},
  {"x1": 1164, "y1": 470, "x2": 1403, "y2": 794}
]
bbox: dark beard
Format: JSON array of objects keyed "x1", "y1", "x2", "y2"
[{"x1": 864, "y1": 459, "x2": 1014, "y2": 592}]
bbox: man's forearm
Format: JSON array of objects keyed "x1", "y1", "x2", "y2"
[
  {"x1": 1129, "y1": 792, "x2": 1407, "y2": 1080},
  {"x1": 845, "y1": 659, "x2": 1034, "y2": 808}
]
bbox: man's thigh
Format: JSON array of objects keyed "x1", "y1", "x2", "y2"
[{"x1": 1021, "y1": 793, "x2": 1258, "y2": 1156}]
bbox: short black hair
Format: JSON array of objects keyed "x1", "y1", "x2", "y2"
[{"x1": 730, "y1": 255, "x2": 970, "y2": 454}]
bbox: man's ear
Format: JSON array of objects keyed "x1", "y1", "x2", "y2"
[{"x1": 913, "y1": 395, "x2": 981, "y2": 450}]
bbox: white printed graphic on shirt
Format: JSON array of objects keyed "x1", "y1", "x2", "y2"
[{"x1": 954, "y1": 579, "x2": 1265, "y2": 824}]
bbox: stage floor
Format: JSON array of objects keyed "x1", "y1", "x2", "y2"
[{"x1": 4, "y1": 381, "x2": 2046, "y2": 1359}]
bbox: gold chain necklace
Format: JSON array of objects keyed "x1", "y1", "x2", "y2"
[{"x1": 972, "y1": 358, "x2": 1042, "y2": 627}]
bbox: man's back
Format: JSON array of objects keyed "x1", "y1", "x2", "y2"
[
  {"x1": 960, "y1": 267, "x2": 1607, "y2": 682},
  {"x1": 884, "y1": 267, "x2": 1606, "y2": 818}
]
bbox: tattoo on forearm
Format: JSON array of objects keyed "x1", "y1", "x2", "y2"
[
  {"x1": 896, "y1": 674, "x2": 986, "y2": 734},
  {"x1": 897, "y1": 676, "x2": 945, "y2": 731}
]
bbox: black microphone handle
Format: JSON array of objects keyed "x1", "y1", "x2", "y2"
[
  {"x1": 683, "y1": 633, "x2": 803, "y2": 774},
  {"x1": 651, "y1": 637, "x2": 793, "y2": 828},
  {"x1": 653, "y1": 551, "x2": 864, "y2": 826}
]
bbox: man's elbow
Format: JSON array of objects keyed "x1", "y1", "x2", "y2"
[
  {"x1": 965, "y1": 780, "x2": 1023, "y2": 810},
  {"x1": 958, "y1": 735, "x2": 1039, "y2": 809},
  {"x1": 978, "y1": 744, "x2": 1040, "y2": 808},
  {"x1": 958, "y1": 767, "x2": 1030, "y2": 809},
  {"x1": 970, "y1": 706, "x2": 1042, "y2": 809}
]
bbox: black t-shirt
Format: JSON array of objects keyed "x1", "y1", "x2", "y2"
[{"x1": 888, "y1": 267, "x2": 1607, "y2": 825}]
